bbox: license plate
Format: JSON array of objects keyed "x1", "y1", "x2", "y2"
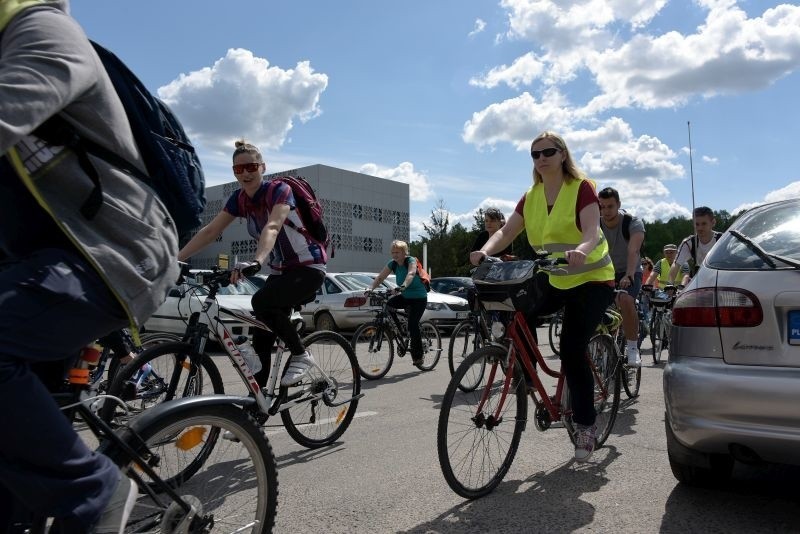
[
  {"x1": 789, "y1": 310, "x2": 800, "y2": 345},
  {"x1": 456, "y1": 311, "x2": 469, "y2": 320}
]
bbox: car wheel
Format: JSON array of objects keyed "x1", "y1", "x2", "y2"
[
  {"x1": 668, "y1": 451, "x2": 734, "y2": 487},
  {"x1": 314, "y1": 311, "x2": 338, "y2": 332}
]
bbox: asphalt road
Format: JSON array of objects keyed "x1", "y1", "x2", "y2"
[{"x1": 207, "y1": 327, "x2": 799, "y2": 533}]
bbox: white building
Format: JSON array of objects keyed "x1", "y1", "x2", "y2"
[{"x1": 188, "y1": 164, "x2": 410, "y2": 273}]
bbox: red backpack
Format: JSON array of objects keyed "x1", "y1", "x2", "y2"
[
  {"x1": 267, "y1": 175, "x2": 333, "y2": 258},
  {"x1": 390, "y1": 256, "x2": 431, "y2": 291}
]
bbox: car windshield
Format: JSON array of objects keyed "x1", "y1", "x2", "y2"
[
  {"x1": 189, "y1": 275, "x2": 260, "y2": 296},
  {"x1": 707, "y1": 201, "x2": 800, "y2": 270}
]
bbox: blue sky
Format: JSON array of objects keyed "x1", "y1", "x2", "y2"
[{"x1": 71, "y1": 0, "x2": 800, "y2": 239}]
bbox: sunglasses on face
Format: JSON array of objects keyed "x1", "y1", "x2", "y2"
[
  {"x1": 531, "y1": 147, "x2": 561, "y2": 160},
  {"x1": 232, "y1": 162, "x2": 262, "y2": 174}
]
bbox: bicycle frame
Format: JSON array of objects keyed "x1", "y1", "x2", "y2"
[
  {"x1": 480, "y1": 310, "x2": 610, "y2": 425},
  {"x1": 367, "y1": 292, "x2": 412, "y2": 352}
]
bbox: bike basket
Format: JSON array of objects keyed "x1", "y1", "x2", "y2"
[{"x1": 472, "y1": 260, "x2": 542, "y2": 312}]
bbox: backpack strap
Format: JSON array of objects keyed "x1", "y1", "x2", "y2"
[{"x1": 621, "y1": 213, "x2": 631, "y2": 241}]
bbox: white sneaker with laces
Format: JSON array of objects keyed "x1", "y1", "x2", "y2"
[
  {"x1": 626, "y1": 345, "x2": 641, "y2": 368},
  {"x1": 281, "y1": 351, "x2": 315, "y2": 386},
  {"x1": 573, "y1": 424, "x2": 597, "y2": 462}
]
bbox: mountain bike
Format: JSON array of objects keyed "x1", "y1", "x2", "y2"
[
  {"x1": 597, "y1": 302, "x2": 640, "y2": 398},
  {"x1": 351, "y1": 290, "x2": 442, "y2": 379},
  {"x1": 103, "y1": 264, "x2": 363, "y2": 449},
  {"x1": 437, "y1": 255, "x2": 621, "y2": 499},
  {"x1": 10, "y1": 349, "x2": 278, "y2": 533},
  {"x1": 642, "y1": 284, "x2": 677, "y2": 364}
]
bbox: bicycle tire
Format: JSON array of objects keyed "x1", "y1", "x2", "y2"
[
  {"x1": 351, "y1": 322, "x2": 394, "y2": 380},
  {"x1": 115, "y1": 403, "x2": 278, "y2": 533},
  {"x1": 650, "y1": 312, "x2": 664, "y2": 364},
  {"x1": 548, "y1": 313, "x2": 562, "y2": 355},
  {"x1": 622, "y1": 360, "x2": 642, "y2": 398},
  {"x1": 101, "y1": 342, "x2": 224, "y2": 426},
  {"x1": 437, "y1": 345, "x2": 527, "y2": 499},
  {"x1": 280, "y1": 330, "x2": 361, "y2": 448},
  {"x1": 416, "y1": 321, "x2": 442, "y2": 371},
  {"x1": 139, "y1": 331, "x2": 183, "y2": 348},
  {"x1": 563, "y1": 334, "x2": 620, "y2": 447},
  {"x1": 447, "y1": 319, "x2": 486, "y2": 392}
]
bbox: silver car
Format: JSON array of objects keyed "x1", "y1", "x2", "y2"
[
  {"x1": 301, "y1": 272, "x2": 382, "y2": 332},
  {"x1": 664, "y1": 197, "x2": 800, "y2": 486}
]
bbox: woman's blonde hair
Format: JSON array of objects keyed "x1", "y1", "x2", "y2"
[
  {"x1": 232, "y1": 139, "x2": 263, "y2": 162},
  {"x1": 391, "y1": 240, "x2": 409, "y2": 254},
  {"x1": 531, "y1": 131, "x2": 586, "y2": 184}
]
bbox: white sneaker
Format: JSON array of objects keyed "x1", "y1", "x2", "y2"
[
  {"x1": 626, "y1": 345, "x2": 641, "y2": 368},
  {"x1": 94, "y1": 475, "x2": 138, "y2": 533},
  {"x1": 281, "y1": 351, "x2": 315, "y2": 386}
]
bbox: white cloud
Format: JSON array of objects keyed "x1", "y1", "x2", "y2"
[
  {"x1": 732, "y1": 180, "x2": 800, "y2": 213},
  {"x1": 584, "y1": 3, "x2": 800, "y2": 112},
  {"x1": 469, "y1": 18, "x2": 487, "y2": 37},
  {"x1": 359, "y1": 161, "x2": 434, "y2": 202},
  {"x1": 702, "y1": 155, "x2": 719, "y2": 164},
  {"x1": 469, "y1": 52, "x2": 546, "y2": 89},
  {"x1": 158, "y1": 48, "x2": 328, "y2": 152}
]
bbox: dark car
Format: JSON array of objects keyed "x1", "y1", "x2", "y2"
[
  {"x1": 430, "y1": 277, "x2": 475, "y2": 301},
  {"x1": 664, "y1": 197, "x2": 800, "y2": 486}
]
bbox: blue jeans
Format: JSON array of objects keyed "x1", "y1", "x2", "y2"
[{"x1": 0, "y1": 249, "x2": 128, "y2": 532}]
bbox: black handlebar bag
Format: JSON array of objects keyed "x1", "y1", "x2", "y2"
[{"x1": 471, "y1": 260, "x2": 545, "y2": 312}]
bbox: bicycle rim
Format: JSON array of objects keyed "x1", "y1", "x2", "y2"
[
  {"x1": 120, "y1": 404, "x2": 277, "y2": 533},
  {"x1": 437, "y1": 346, "x2": 527, "y2": 499},
  {"x1": 102, "y1": 342, "x2": 224, "y2": 427},
  {"x1": 352, "y1": 323, "x2": 394, "y2": 380},
  {"x1": 281, "y1": 331, "x2": 361, "y2": 448},
  {"x1": 416, "y1": 321, "x2": 442, "y2": 371}
]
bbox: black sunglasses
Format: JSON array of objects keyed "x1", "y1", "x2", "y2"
[{"x1": 531, "y1": 147, "x2": 561, "y2": 160}]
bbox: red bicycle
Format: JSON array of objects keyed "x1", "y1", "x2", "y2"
[{"x1": 437, "y1": 256, "x2": 621, "y2": 499}]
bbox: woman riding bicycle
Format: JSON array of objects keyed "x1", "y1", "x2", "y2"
[
  {"x1": 178, "y1": 140, "x2": 327, "y2": 387},
  {"x1": 469, "y1": 131, "x2": 615, "y2": 462},
  {"x1": 368, "y1": 240, "x2": 428, "y2": 368}
]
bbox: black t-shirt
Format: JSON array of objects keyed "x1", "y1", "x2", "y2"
[{"x1": 471, "y1": 230, "x2": 512, "y2": 256}]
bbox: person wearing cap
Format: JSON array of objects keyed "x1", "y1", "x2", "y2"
[{"x1": 646, "y1": 243, "x2": 686, "y2": 287}]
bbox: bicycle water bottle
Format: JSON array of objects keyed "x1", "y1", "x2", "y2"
[
  {"x1": 69, "y1": 342, "x2": 102, "y2": 384},
  {"x1": 238, "y1": 340, "x2": 263, "y2": 374},
  {"x1": 135, "y1": 362, "x2": 153, "y2": 389}
]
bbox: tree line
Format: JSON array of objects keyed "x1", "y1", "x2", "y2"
[{"x1": 409, "y1": 200, "x2": 739, "y2": 278}]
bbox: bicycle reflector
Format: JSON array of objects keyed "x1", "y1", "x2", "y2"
[{"x1": 672, "y1": 287, "x2": 763, "y2": 328}]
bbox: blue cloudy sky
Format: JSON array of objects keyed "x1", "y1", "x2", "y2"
[{"x1": 72, "y1": 0, "x2": 800, "y2": 239}]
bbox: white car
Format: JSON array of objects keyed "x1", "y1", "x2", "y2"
[
  {"x1": 301, "y1": 272, "x2": 382, "y2": 332},
  {"x1": 146, "y1": 272, "x2": 302, "y2": 338},
  {"x1": 383, "y1": 275, "x2": 470, "y2": 330}
]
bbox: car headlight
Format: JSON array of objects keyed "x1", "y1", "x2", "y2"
[{"x1": 426, "y1": 302, "x2": 446, "y2": 311}]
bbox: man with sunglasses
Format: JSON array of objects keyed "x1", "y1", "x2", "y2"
[
  {"x1": 669, "y1": 206, "x2": 721, "y2": 286},
  {"x1": 597, "y1": 187, "x2": 645, "y2": 368}
]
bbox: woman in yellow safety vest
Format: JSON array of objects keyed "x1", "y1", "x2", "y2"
[{"x1": 470, "y1": 131, "x2": 615, "y2": 462}]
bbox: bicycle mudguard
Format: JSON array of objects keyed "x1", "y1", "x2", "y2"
[{"x1": 126, "y1": 394, "x2": 257, "y2": 434}]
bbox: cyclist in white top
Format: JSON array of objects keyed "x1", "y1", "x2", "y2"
[{"x1": 669, "y1": 206, "x2": 721, "y2": 286}]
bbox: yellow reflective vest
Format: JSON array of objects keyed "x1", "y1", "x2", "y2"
[
  {"x1": 657, "y1": 257, "x2": 681, "y2": 286},
  {"x1": 523, "y1": 178, "x2": 614, "y2": 290}
]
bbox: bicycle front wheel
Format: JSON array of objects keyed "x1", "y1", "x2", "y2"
[
  {"x1": 101, "y1": 342, "x2": 224, "y2": 426},
  {"x1": 351, "y1": 322, "x2": 394, "y2": 380},
  {"x1": 563, "y1": 334, "x2": 621, "y2": 447},
  {"x1": 447, "y1": 320, "x2": 486, "y2": 392},
  {"x1": 281, "y1": 331, "x2": 361, "y2": 448},
  {"x1": 113, "y1": 403, "x2": 278, "y2": 533},
  {"x1": 650, "y1": 312, "x2": 665, "y2": 364},
  {"x1": 416, "y1": 321, "x2": 442, "y2": 371},
  {"x1": 437, "y1": 346, "x2": 527, "y2": 499}
]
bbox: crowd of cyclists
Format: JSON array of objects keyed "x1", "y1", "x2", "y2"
[{"x1": 1, "y1": 2, "x2": 724, "y2": 527}]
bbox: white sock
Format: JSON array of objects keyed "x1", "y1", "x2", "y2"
[{"x1": 626, "y1": 340, "x2": 638, "y2": 350}]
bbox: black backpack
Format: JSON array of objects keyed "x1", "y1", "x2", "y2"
[
  {"x1": 687, "y1": 231, "x2": 723, "y2": 275},
  {"x1": 620, "y1": 212, "x2": 643, "y2": 246},
  {"x1": 33, "y1": 41, "x2": 206, "y2": 242}
]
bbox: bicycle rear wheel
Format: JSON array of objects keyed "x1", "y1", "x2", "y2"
[
  {"x1": 112, "y1": 403, "x2": 278, "y2": 533},
  {"x1": 416, "y1": 321, "x2": 442, "y2": 371},
  {"x1": 437, "y1": 346, "x2": 527, "y2": 499},
  {"x1": 548, "y1": 312, "x2": 562, "y2": 355},
  {"x1": 563, "y1": 334, "x2": 620, "y2": 447},
  {"x1": 650, "y1": 311, "x2": 667, "y2": 364},
  {"x1": 622, "y1": 361, "x2": 642, "y2": 398},
  {"x1": 447, "y1": 320, "x2": 486, "y2": 392},
  {"x1": 101, "y1": 342, "x2": 224, "y2": 426},
  {"x1": 351, "y1": 322, "x2": 394, "y2": 380},
  {"x1": 281, "y1": 331, "x2": 361, "y2": 448}
]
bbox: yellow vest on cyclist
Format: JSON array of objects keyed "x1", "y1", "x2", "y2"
[
  {"x1": 523, "y1": 178, "x2": 614, "y2": 290},
  {"x1": 657, "y1": 257, "x2": 681, "y2": 286}
]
